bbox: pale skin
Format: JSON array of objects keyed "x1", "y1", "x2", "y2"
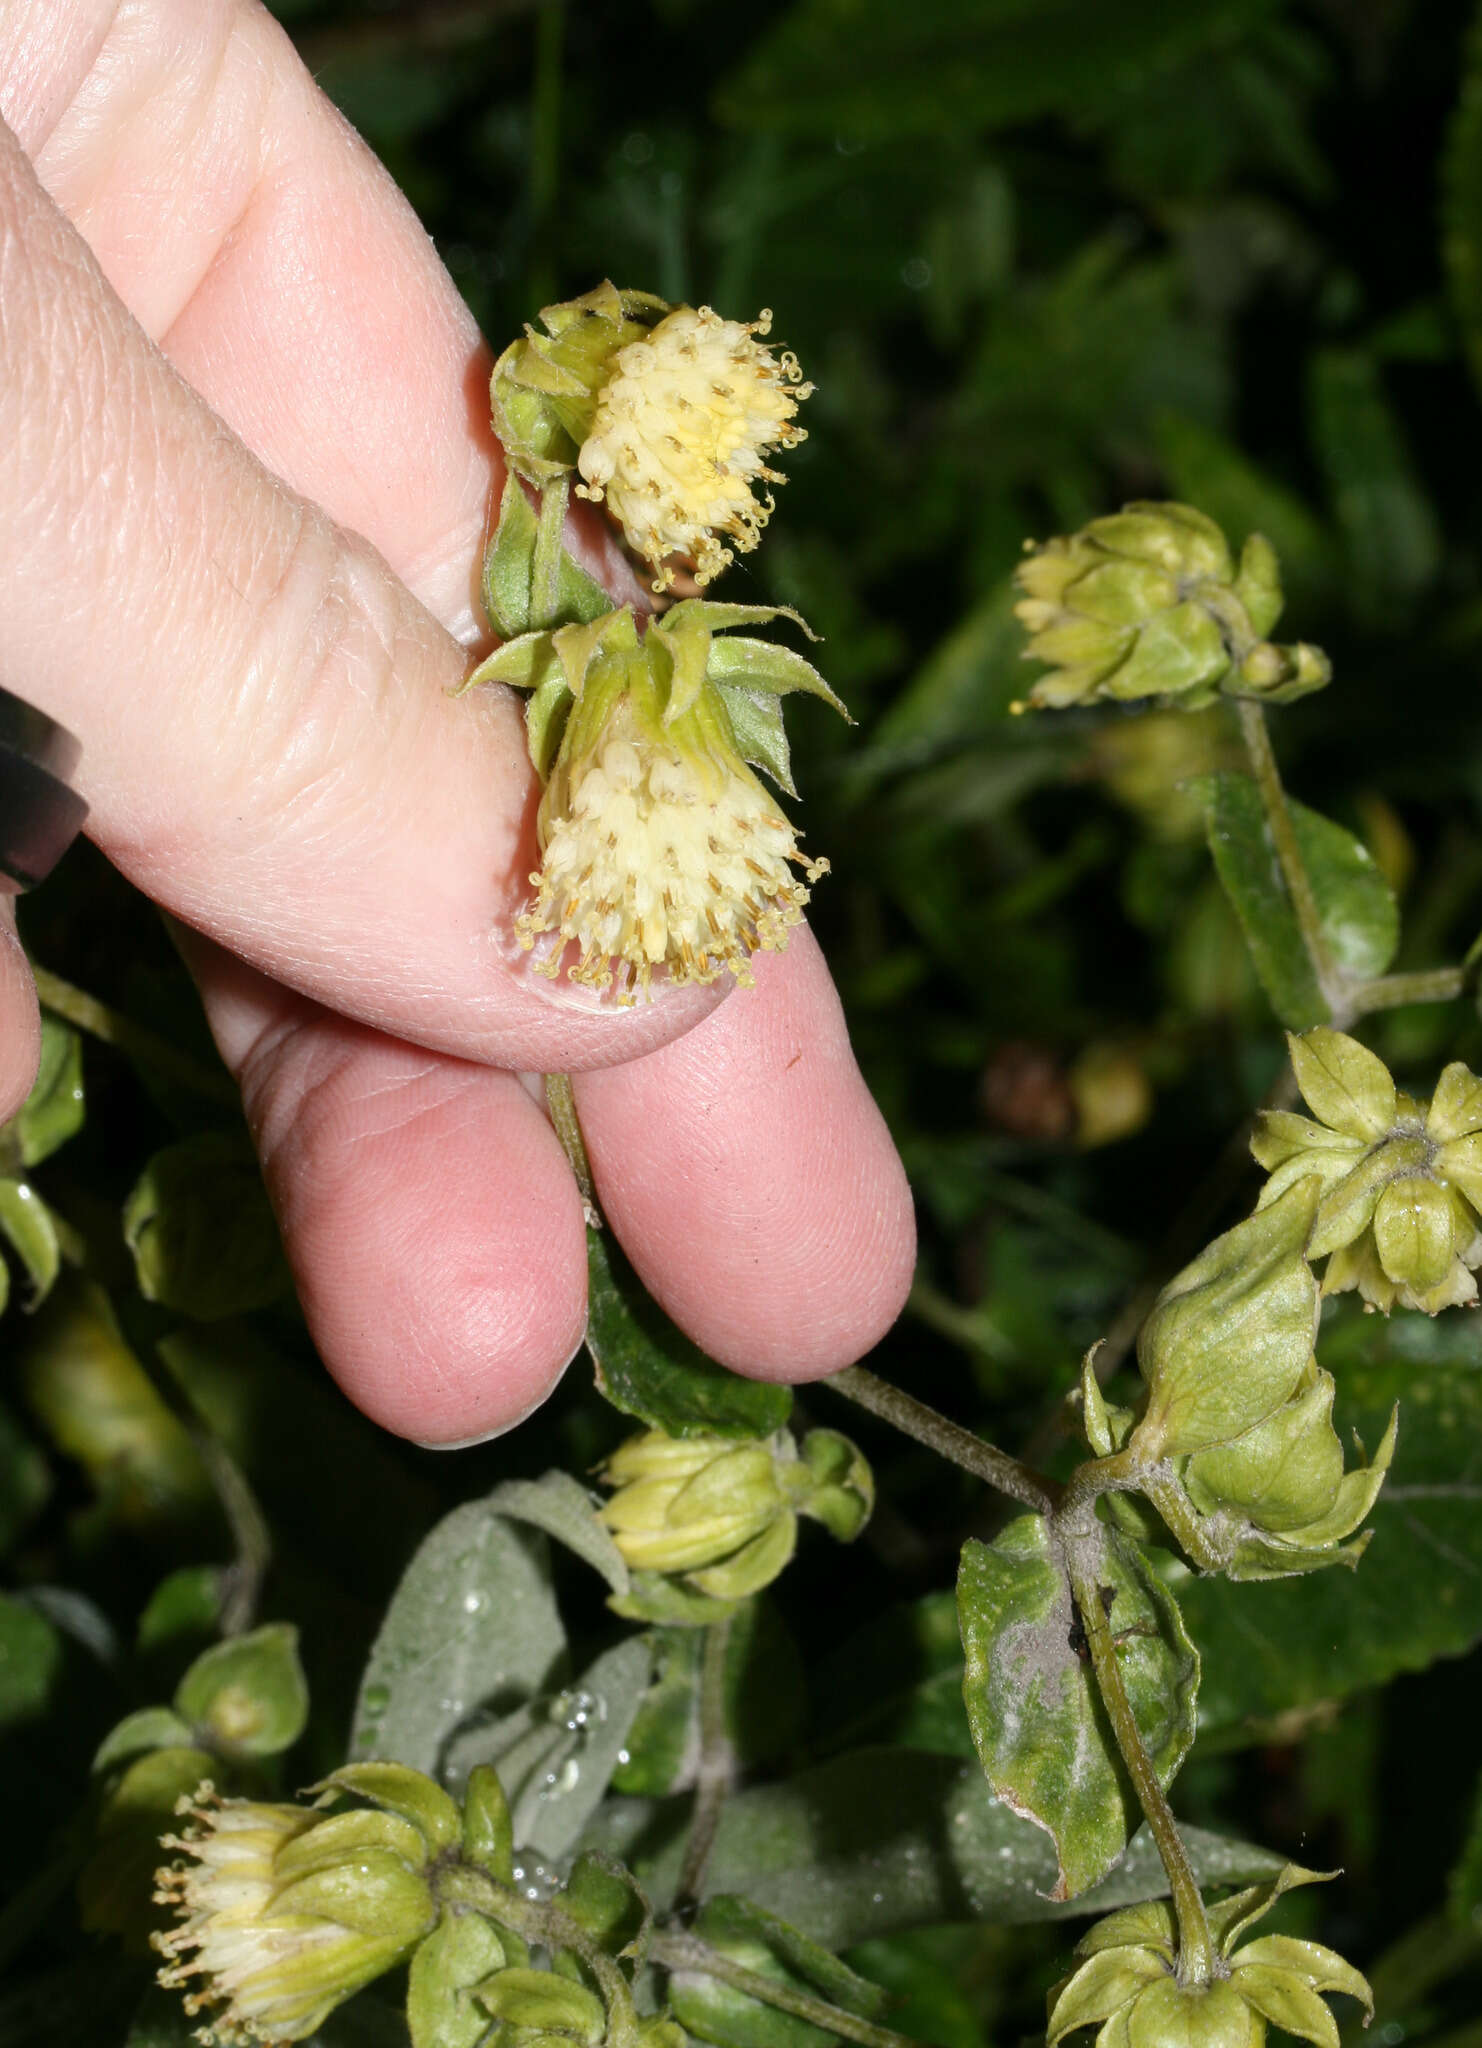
[{"x1": 0, "y1": 0, "x2": 915, "y2": 1447}]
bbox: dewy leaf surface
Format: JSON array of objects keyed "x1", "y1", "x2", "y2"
[
  {"x1": 351, "y1": 1498, "x2": 566, "y2": 1779},
  {"x1": 586, "y1": 1229, "x2": 792, "y2": 1439},
  {"x1": 588, "y1": 1748, "x2": 1281, "y2": 1946},
  {"x1": 957, "y1": 1516, "x2": 1199, "y2": 1898}
]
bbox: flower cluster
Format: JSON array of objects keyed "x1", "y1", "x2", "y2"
[
  {"x1": 491, "y1": 281, "x2": 810, "y2": 591},
  {"x1": 152, "y1": 1769, "x2": 443, "y2": 2043},
  {"x1": 1253, "y1": 1027, "x2": 1482, "y2": 1313},
  {"x1": 1048, "y1": 1867, "x2": 1371, "y2": 2048},
  {"x1": 1013, "y1": 501, "x2": 1329, "y2": 712}
]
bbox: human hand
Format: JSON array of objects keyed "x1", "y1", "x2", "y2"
[{"x1": 0, "y1": 0, "x2": 914, "y2": 1444}]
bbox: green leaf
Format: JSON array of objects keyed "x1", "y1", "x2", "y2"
[
  {"x1": 173, "y1": 1622, "x2": 308, "y2": 1758},
  {"x1": 11, "y1": 1018, "x2": 84, "y2": 1169},
  {"x1": 1189, "y1": 774, "x2": 1398, "y2": 1028},
  {"x1": 585, "y1": 1229, "x2": 793, "y2": 1440},
  {"x1": 588, "y1": 1748, "x2": 1282, "y2": 1944},
  {"x1": 0, "y1": 1398, "x2": 49, "y2": 1552},
  {"x1": 0, "y1": 1180, "x2": 60, "y2": 1307},
  {"x1": 489, "y1": 1471, "x2": 630, "y2": 1595},
  {"x1": 717, "y1": 0, "x2": 1285, "y2": 142},
  {"x1": 1181, "y1": 1315, "x2": 1482, "y2": 1746},
  {"x1": 615, "y1": 1602, "x2": 806, "y2": 1797},
  {"x1": 672, "y1": 1894, "x2": 887, "y2": 2048},
  {"x1": 554, "y1": 1850, "x2": 651, "y2": 1963},
  {"x1": 1445, "y1": 5, "x2": 1482, "y2": 406},
  {"x1": 482, "y1": 473, "x2": 612, "y2": 639},
  {"x1": 122, "y1": 1132, "x2": 290, "y2": 1321},
  {"x1": 957, "y1": 1518, "x2": 1199, "y2": 1899},
  {"x1": 1308, "y1": 348, "x2": 1441, "y2": 622},
  {"x1": 714, "y1": 685, "x2": 797, "y2": 798},
  {"x1": 408, "y1": 1910, "x2": 508, "y2": 2048},
  {"x1": 0, "y1": 1594, "x2": 62, "y2": 1732},
  {"x1": 136, "y1": 1566, "x2": 226, "y2": 1657},
  {"x1": 351, "y1": 1498, "x2": 566, "y2": 1778},
  {"x1": 444, "y1": 1634, "x2": 652, "y2": 1859},
  {"x1": 92, "y1": 1705, "x2": 195, "y2": 1775}
]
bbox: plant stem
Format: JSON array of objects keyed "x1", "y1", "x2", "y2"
[
  {"x1": 1233, "y1": 699, "x2": 1340, "y2": 1012},
  {"x1": 1353, "y1": 965, "x2": 1466, "y2": 1014},
  {"x1": 824, "y1": 1366, "x2": 1061, "y2": 1515},
  {"x1": 651, "y1": 1929, "x2": 925, "y2": 2048},
  {"x1": 532, "y1": 476, "x2": 570, "y2": 631},
  {"x1": 31, "y1": 966, "x2": 239, "y2": 1108},
  {"x1": 437, "y1": 1864, "x2": 640, "y2": 2035},
  {"x1": 676, "y1": 1615, "x2": 735, "y2": 1910},
  {"x1": 1064, "y1": 1544, "x2": 1216, "y2": 1986},
  {"x1": 545, "y1": 1071, "x2": 599, "y2": 1225}
]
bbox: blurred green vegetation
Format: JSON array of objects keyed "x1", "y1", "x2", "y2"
[{"x1": 9, "y1": 0, "x2": 1482, "y2": 2040}]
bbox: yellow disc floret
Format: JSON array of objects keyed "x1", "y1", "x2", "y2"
[{"x1": 575, "y1": 305, "x2": 812, "y2": 590}]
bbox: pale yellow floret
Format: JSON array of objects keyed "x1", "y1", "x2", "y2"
[
  {"x1": 575, "y1": 305, "x2": 812, "y2": 590},
  {"x1": 515, "y1": 714, "x2": 826, "y2": 1003}
]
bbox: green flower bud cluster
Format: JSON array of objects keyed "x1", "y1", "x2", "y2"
[
  {"x1": 597, "y1": 1425, "x2": 873, "y2": 1622},
  {"x1": 1086, "y1": 1176, "x2": 1395, "y2": 1579},
  {"x1": 1253, "y1": 1026, "x2": 1482, "y2": 1315},
  {"x1": 1013, "y1": 502, "x2": 1330, "y2": 713},
  {"x1": 1048, "y1": 1865, "x2": 1371, "y2": 2048}
]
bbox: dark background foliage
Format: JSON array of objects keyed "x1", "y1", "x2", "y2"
[{"x1": 8, "y1": 0, "x2": 1482, "y2": 2040}]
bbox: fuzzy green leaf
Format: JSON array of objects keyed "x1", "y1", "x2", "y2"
[
  {"x1": 0, "y1": 1179, "x2": 60, "y2": 1307},
  {"x1": 10, "y1": 1018, "x2": 84, "y2": 1169},
  {"x1": 123, "y1": 1132, "x2": 290, "y2": 1321},
  {"x1": 957, "y1": 1518, "x2": 1199, "y2": 1899},
  {"x1": 585, "y1": 1229, "x2": 793, "y2": 1440},
  {"x1": 174, "y1": 1621, "x2": 308, "y2": 1758}
]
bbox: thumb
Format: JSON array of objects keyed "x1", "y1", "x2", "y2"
[{"x1": 0, "y1": 122, "x2": 717, "y2": 1077}]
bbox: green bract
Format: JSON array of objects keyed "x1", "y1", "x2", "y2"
[
  {"x1": 1253, "y1": 1028, "x2": 1482, "y2": 1313},
  {"x1": 1048, "y1": 1865, "x2": 1371, "y2": 2047},
  {"x1": 1013, "y1": 502, "x2": 1331, "y2": 712},
  {"x1": 490, "y1": 281, "x2": 670, "y2": 486}
]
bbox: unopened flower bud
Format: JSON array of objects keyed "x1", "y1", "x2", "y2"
[
  {"x1": 491, "y1": 281, "x2": 669, "y2": 486},
  {"x1": 597, "y1": 1425, "x2": 871, "y2": 1618},
  {"x1": 1132, "y1": 1177, "x2": 1321, "y2": 1460},
  {"x1": 152, "y1": 1768, "x2": 447, "y2": 2043},
  {"x1": 1014, "y1": 503, "x2": 1329, "y2": 713},
  {"x1": 1253, "y1": 1028, "x2": 1482, "y2": 1314}
]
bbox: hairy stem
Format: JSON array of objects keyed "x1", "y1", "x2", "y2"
[
  {"x1": 676, "y1": 1614, "x2": 736, "y2": 1910},
  {"x1": 532, "y1": 476, "x2": 571, "y2": 631},
  {"x1": 651, "y1": 1929, "x2": 924, "y2": 2048},
  {"x1": 545, "y1": 1071, "x2": 600, "y2": 1225},
  {"x1": 31, "y1": 966, "x2": 239, "y2": 1108},
  {"x1": 1234, "y1": 699, "x2": 1341, "y2": 1012},
  {"x1": 825, "y1": 1366, "x2": 1061, "y2": 1514},
  {"x1": 1065, "y1": 1545, "x2": 1216, "y2": 1985}
]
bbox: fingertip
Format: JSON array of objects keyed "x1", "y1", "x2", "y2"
[
  {"x1": 0, "y1": 901, "x2": 40, "y2": 1124},
  {"x1": 575, "y1": 930, "x2": 916, "y2": 1381},
  {"x1": 239, "y1": 1011, "x2": 589, "y2": 1444}
]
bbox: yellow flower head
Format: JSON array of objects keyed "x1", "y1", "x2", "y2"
[
  {"x1": 575, "y1": 305, "x2": 812, "y2": 590},
  {"x1": 153, "y1": 1782, "x2": 434, "y2": 2044}
]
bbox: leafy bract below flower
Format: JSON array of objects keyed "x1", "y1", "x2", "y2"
[
  {"x1": 487, "y1": 279, "x2": 811, "y2": 591},
  {"x1": 1254, "y1": 1027, "x2": 1482, "y2": 1314},
  {"x1": 1013, "y1": 501, "x2": 1329, "y2": 713},
  {"x1": 1048, "y1": 1866, "x2": 1371, "y2": 2048},
  {"x1": 575, "y1": 304, "x2": 812, "y2": 590},
  {"x1": 153, "y1": 1768, "x2": 447, "y2": 2044},
  {"x1": 463, "y1": 600, "x2": 847, "y2": 1003}
]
